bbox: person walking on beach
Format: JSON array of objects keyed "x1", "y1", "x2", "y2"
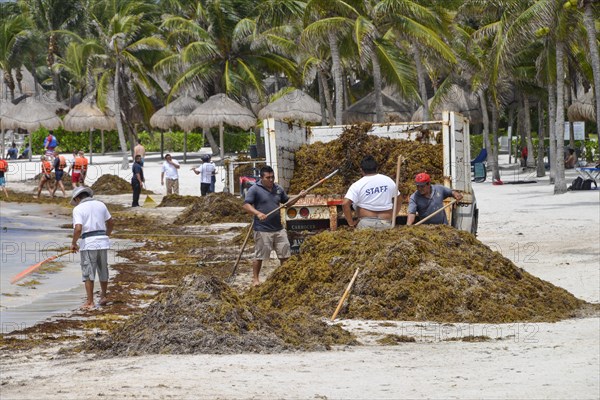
[
  {"x1": 134, "y1": 139, "x2": 146, "y2": 166},
  {"x1": 69, "y1": 150, "x2": 84, "y2": 187},
  {"x1": 242, "y1": 165, "x2": 305, "y2": 286},
  {"x1": 70, "y1": 186, "x2": 114, "y2": 309},
  {"x1": 50, "y1": 150, "x2": 67, "y2": 198},
  {"x1": 192, "y1": 154, "x2": 215, "y2": 196},
  {"x1": 161, "y1": 153, "x2": 180, "y2": 195},
  {"x1": 131, "y1": 154, "x2": 145, "y2": 207},
  {"x1": 78, "y1": 151, "x2": 89, "y2": 186},
  {"x1": 342, "y1": 155, "x2": 398, "y2": 230},
  {"x1": 406, "y1": 173, "x2": 463, "y2": 225},
  {"x1": 34, "y1": 155, "x2": 53, "y2": 198},
  {"x1": 44, "y1": 131, "x2": 58, "y2": 159},
  {"x1": 0, "y1": 158, "x2": 9, "y2": 199}
]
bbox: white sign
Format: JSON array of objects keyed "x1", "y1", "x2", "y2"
[{"x1": 564, "y1": 121, "x2": 585, "y2": 140}]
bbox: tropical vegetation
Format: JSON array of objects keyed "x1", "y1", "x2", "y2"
[{"x1": 0, "y1": 0, "x2": 598, "y2": 193}]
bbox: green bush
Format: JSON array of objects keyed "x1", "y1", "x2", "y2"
[
  {"x1": 31, "y1": 126, "x2": 122, "y2": 155},
  {"x1": 138, "y1": 131, "x2": 204, "y2": 152}
]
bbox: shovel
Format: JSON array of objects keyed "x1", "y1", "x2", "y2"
[{"x1": 228, "y1": 169, "x2": 339, "y2": 283}]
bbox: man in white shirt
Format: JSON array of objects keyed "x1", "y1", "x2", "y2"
[
  {"x1": 70, "y1": 186, "x2": 114, "y2": 310},
  {"x1": 160, "y1": 153, "x2": 180, "y2": 195},
  {"x1": 192, "y1": 154, "x2": 216, "y2": 196},
  {"x1": 342, "y1": 155, "x2": 399, "y2": 230}
]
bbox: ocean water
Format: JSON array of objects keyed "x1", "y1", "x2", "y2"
[{"x1": 0, "y1": 203, "x2": 84, "y2": 334}]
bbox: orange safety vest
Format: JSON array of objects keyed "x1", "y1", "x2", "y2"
[
  {"x1": 57, "y1": 155, "x2": 67, "y2": 170},
  {"x1": 42, "y1": 160, "x2": 53, "y2": 174},
  {"x1": 0, "y1": 159, "x2": 7, "y2": 172},
  {"x1": 81, "y1": 157, "x2": 89, "y2": 172},
  {"x1": 73, "y1": 157, "x2": 84, "y2": 172}
]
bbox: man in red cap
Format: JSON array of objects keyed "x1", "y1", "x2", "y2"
[{"x1": 407, "y1": 172, "x2": 463, "y2": 225}]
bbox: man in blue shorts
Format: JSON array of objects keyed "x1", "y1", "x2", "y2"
[
  {"x1": 50, "y1": 150, "x2": 67, "y2": 197},
  {"x1": 406, "y1": 173, "x2": 463, "y2": 225},
  {"x1": 242, "y1": 166, "x2": 305, "y2": 286}
]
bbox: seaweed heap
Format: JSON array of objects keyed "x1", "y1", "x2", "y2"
[
  {"x1": 32, "y1": 172, "x2": 74, "y2": 190},
  {"x1": 175, "y1": 192, "x2": 251, "y2": 224},
  {"x1": 249, "y1": 226, "x2": 585, "y2": 323},
  {"x1": 91, "y1": 174, "x2": 152, "y2": 195},
  {"x1": 158, "y1": 194, "x2": 198, "y2": 207},
  {"x1": 91, "y1": 275, "x2": 354, "y2": 355},
  {"x1": 289, "y1": 123, "x2": 443, "y2": 195}
]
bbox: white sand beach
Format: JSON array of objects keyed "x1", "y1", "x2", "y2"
[{"x1": 0, "y1": 153, "x2": 598, "y2": 399}]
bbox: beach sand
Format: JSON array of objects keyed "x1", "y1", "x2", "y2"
[{"x1": 0, "y1": 153, "x2": 598, "y2": 399}]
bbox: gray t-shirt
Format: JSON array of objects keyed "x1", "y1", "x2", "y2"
[
  {"x1": 407, "y1": 184, "x2": 453, "y2": 224},
  {"x1": 244, "y1": 180, "x2": 289, "y2": 232}
]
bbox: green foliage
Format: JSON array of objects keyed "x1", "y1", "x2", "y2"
[
  {"x1": 470, "y1": 133, "x2": 483, "y2": 157},
  {"x1": 137, "y1": 131, "x2": 204, "y2": 152},
  {"x1": 30, "y1": 127, "x2": 121, "y2": 155},
  {"x1": 223, "y1": 129, "x2": 254, "y2": 153}
]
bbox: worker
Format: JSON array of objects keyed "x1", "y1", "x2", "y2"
[
  {"x1": 0, "y1": 158, "x2": 8, "y2": 199},
  {"x1": 70, "y1": 151, "x2": 84, "y2": 187},
  {"x1": 242, "y1": 165, "x2": 306, "y2": 286},
  {"x1": 134, "y1": 139, "x2": 146, "y2": 166},
  {"x1": 342, "y1": 155, "x2": 399, "y2": 230},
  {"x1": 34, "y1": 155, "x2": 54, "y2": 199},
  {"x1": 70, "y1": 186, "x2": 114, "y2": 309},
  {"x1": 406, "y1": 173, "x2": 463, "y2": 225},
  {"x1": 78, "y1": 151, "x2": 89, "y2": 186},
  {"x1": 192, "y1": 154, "x2": 216, "y2": 196},
  {"x1": 131, "y1": 154, "x2": 145, "y2": 207},
  {"x1": 50, "y1": 150, "x2": 67, "y2": 198},
  {"x1": 160, "y1": 153, "x2": 181, "y2": 195}
]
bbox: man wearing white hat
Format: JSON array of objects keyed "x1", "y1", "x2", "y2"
[{"x1": 70, "y1": 186, "x2": 114, "y2": 310}]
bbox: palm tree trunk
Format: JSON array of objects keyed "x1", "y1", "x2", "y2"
[
  {"x1": 47, "y1": 33, "x2": 62, "y2": 101},
  {"x1": 317, "y1": 71, "x2": 327, "y2": 125},
  {"x1": 318, "y1": 69, "x2": 335, "y2": 125},
  {"x1": 524, "y1": 96, "x2": 534, "y2": 168},
  {"x1": 413, "y1": 45, "x2": 429, "y2": 121},
  {"x1": 548, "y1": 82, "x2": 557, "y2": 183},
  {"x1": 489, "y1": 94, "x2": 501, "y2": 182},
  {"x1": 582, "y1": 0, "x2": 600, "y2": 151},
  {"x1": 3, "y1": 70, "x2": 15, "y2": 101},
  {"x1": 536, "y1": 101, "x2": 546, "y2": 177},
  {"x1": 113, "y1": 58, "x2": 130, "y2": 170},
  {"x1": 328, "y1": 32, "x2": 343, "y2": 125},
  {"x1": 203, "y1": 126, "x2": 219, "y2": 155},
  {"x1": 554, "y1": 41, "x2": 567, "y2": 193},
  {"x1": 372, "y1": 51, "x2": 383, "y2": 123},
  {"x1": 478, "y1": 88, "x2": 491, "y2": 152}
]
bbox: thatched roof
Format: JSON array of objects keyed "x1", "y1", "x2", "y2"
[
  {"x1": 412, "y1": 85, "x2": 482, "y2": 124},
  {"x1": 183, "y1": 93, "x2": 256, "y2": 131},
  {"x1": 0, "y1": 100, "x2": 15, "y2": 119},
  {"x1": 150, "y1": 96, "x2": 201, "y2": 130},
  {"x1": 1, "y1": 99, "x2": 62, "y2": 131},
  {"x1": 568, "y1": 91, "x2": 596, "y2": 122},
  {"x1": 343, "y1": 91, "x2": 413, "y2": 123},
  {"x1": 63, "y1": 101, "x2": 117, "y2": 131},
  {"x1": 0, "y1": 68, "x2": 37, "y2": 98},
  {"x1": 258, "y1": 89, "x2": 322, "y2": 123}
]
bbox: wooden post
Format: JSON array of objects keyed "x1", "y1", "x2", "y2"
[
  {"x1": 101, "y1": 130, "x2": 105, "y2": 155},
  {"x1": 183, "y1": 130, "x2": 187, "y2": 164},
  {"x1": 89, "y1": 129, "x2": 93, "y2": 164}
]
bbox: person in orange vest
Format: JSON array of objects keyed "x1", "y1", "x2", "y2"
[
  {"x1": 50, "y1": 150, "x2": 67, "y2": 197},
  {"x1": 78, "y1": 151, "x2": 89, "y2": 186},
  {"x1": 70, "y1": 151, "x2": 85, "y2": 187},
  {"x1": 0, "y1": 158, "x2": 9, "y2": 199},
  {"x1": 34, "y1": 155, "x2": 54, "y2": 198}
]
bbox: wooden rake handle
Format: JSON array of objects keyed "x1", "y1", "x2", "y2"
[
  {"x1": 331, "y1": 268, "x2": 360, "y2": 321},
  {"x1": 414, "y1": 199, "x2": 457, "y2": 226}
]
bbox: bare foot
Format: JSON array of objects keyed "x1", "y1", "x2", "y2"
[
  {"x1": 252, "y1": 280, "x2": 261, "y2": 287},
  {"x1": 80, "y1": 302, "x2": 95, "y2": 310},
  {"x1": 99, "y1": 297, "x2": 108, "y2": 306}
]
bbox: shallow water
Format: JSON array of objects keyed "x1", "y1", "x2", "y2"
[{"x1": 0, "y1": 203, "x2": 83, "y2": 333}]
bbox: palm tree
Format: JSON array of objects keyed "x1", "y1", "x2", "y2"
[
  {"x1": 0, "y1": 15, "x2": 31, "y2": 101},
  {"x1": 87, "y1": 0, "x2": 165, "y2": 169},
  {"x1": 18, "y1": 0, "x2": 86, "y2": 101},
  {"x1": 579, "y1": 0, "x2": 600, "y2": 152}
]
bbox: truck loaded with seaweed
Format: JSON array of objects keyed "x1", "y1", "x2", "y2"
[{"x1": 262, "y1": 111, "x2": 478, "y2": 253}]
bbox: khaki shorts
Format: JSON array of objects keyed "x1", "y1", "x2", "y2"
[
  {"x1": 253, "y1": 230, "x2": 291, "y2": 261},
  {"x1": 357, "y1": 217, "x2": 392, "y2": 230},
  {"x1": 80, "y1": 249, "x2": 109, "y2": 282},
  {"x1": 166, "y1": 178, "x2": 179, "y2": 195}
]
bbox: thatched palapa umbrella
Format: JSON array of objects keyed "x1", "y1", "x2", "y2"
[
  {"x1": 411, "y1": 84, "x2": 482, "y2": 124},
  {"x1": 150, "y1": 96, "x2": 201, "y2": 162},
  {"x1": 183, "y1": 93, "x2": 256, "y2": 162},
  {"x1": 63, "y1": 101, "x2": 117, "y2": 163},
  {"x1": 343, "y1": 91, "x2": 413, "y2": 123},
  {"x1": 0, "y1": 100, "x2": 16, "y2": 158},
  {"x1": 1, "y1": 99, "x2": 62, "y2": 161},
  {"x1": 258, "y1": 89, "x2": 322, "y2": 123},
  {"x1": 568, "y1": 91, "x2": 596, "y2": 122}
]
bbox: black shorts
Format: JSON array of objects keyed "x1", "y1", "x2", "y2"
[{"x1": 55, "y1": 170, "x2": 64, "y2": 181}]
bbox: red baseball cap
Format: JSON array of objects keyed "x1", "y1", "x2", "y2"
[{"x1": 415, "y1": 173, "x2": 431, "y2": 184}]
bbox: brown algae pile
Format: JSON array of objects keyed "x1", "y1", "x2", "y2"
[
  {"x1": 289, "y1": 123, "x2": 444, "y2": 195},
  {"x1": 249, "y1": 226, "x2": 585, "y2": 323},
  {"x1": 90, "y1": 275, "x2": 355, "y2": 355},
  {"x1": 175, "y1": 192, "x2": 251, "y2": 225},
  {"x1": 91, "y1": 174, "x2": 152, "y2": 195},
  {"x1": 157, "y1": 194, "x2": 198, "y2": 207}
]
